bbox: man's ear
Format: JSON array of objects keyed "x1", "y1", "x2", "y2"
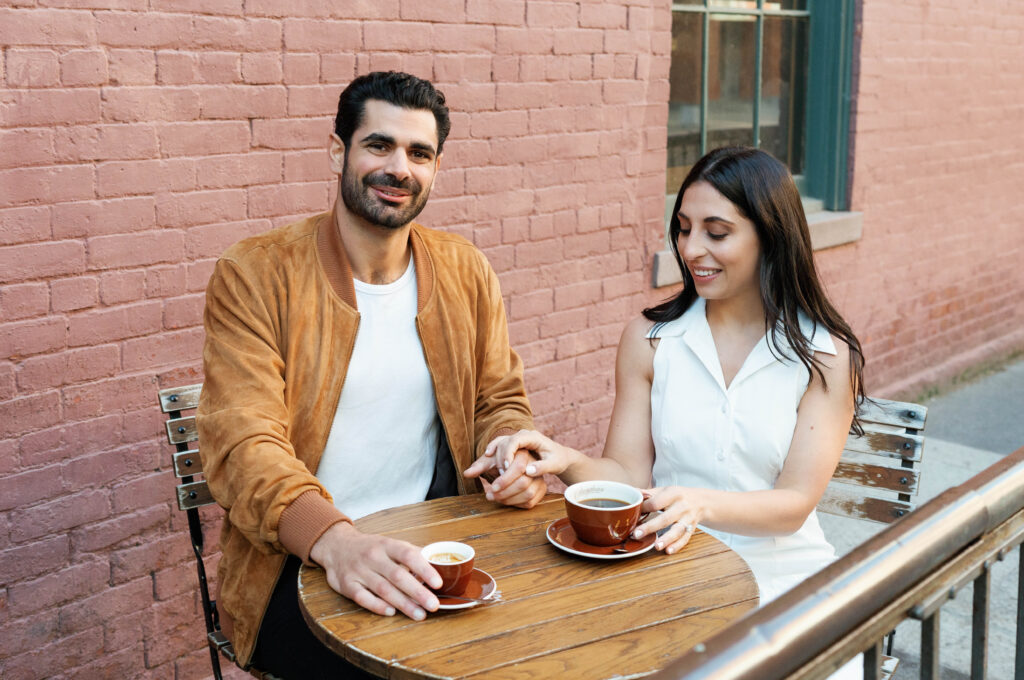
[
  {"x1": 328, "y1": 133, "x2": 346, "y2": 174},
  {"x1": 426, "y1": 152, "x2": 443, "y2": 192}
]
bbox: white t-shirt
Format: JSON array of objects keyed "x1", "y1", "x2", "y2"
[{"x1": 316, "y1": 258, "x2": 441, "y2": 521}]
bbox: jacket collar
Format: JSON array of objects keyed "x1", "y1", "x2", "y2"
[{"x1": 315, "y1": 205, "x2": 435, "y2": 313}]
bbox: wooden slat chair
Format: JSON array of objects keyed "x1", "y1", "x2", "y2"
[
  {"x1": 816, "y1": 396, "x2": 929, "y2": 679},
  {"x1": 818, "y1": 397, "x2": 928, "y2": 524},
  {"x1": 159, "y1": 383, "x2": 280, "y2": 680}
]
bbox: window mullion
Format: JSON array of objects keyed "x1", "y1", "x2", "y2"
[
  {"x1": 700, "y1": 10, "x2": 709, "y2": 156},
  {"x1": 753, "y1": 12, "x2": 763, "y2": 148}
]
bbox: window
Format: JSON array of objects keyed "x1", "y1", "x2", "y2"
[
  {"x1": 655, "y1": 0, "x2": 860, "y2": 287},
  {"x1": 667, "y1": 0, "x2": 856, "y2": 208}
]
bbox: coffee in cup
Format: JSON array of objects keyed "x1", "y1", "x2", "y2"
[
  {"x1": 421, "y1": 541, "x2": 475, "y2": 595},
  {"x1": 564, "y1": 481, "x2": 645, "y2": 546}
]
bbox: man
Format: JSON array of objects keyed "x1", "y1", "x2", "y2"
[{"x1": 197, "y1": 71, "x2": 545, "y2": 678}]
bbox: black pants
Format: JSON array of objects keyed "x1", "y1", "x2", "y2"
[{"x1": 251, "y1": 555, "x2": 378, "y2": 679}]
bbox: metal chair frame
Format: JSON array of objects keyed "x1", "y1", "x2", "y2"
[{"x1": 159, "y1": 383, "x2": 279, "y2": 680}]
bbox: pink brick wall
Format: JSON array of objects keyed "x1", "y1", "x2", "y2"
[
  {"x1": 1, "y1": 3, "x2": 669, "y2": 678},
  {"x1": 820, "y1": 1, "x2": 1024, "y2": 396},
  {"x1": 2, "y1": 1, "x2": 1024, "y2": 678}
]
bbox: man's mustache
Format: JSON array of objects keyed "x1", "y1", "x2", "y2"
[{"x1": 364, "y1": 172, "x2": 420, "y2": 193}]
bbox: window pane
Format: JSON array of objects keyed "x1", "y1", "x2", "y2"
[
  {"x1": 768, "y1": 1, "x2": 808, "y2": 10},
  {"x1": 666, "y1": 11, "x2": 703, "y2": 194},
  {"x1": 708, "y1": 1, "x2": 758, "y2": 9},
  {"x1": 673, "y1": 0, "x2": 704, "y2": 5},
  {"x1": 761, "y1": 15, "x2": 808, "y2": 173},
  {"x1": 707, "y1": 13, "x2": 756, "y2": 151}
]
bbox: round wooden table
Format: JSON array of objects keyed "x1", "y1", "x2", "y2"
[{"x1": 298, "y1": 493, "x2": 758, "y2": 679}]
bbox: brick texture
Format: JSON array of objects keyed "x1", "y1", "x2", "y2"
[{"x1": 2, "y1": 2, "x2": 1022, "y2": 678}]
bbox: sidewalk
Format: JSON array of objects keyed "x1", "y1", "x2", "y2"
[{"x1": 819, "y1": 357, "x2": 1024, "y2": 678}]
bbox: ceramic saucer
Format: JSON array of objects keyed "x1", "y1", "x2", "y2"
[
  {"x1": 546, "y1": 517, "x2": 656, "y2": 560},
  {"x1": 436, "y1": 568, "x2": 497, "y2": 610}
]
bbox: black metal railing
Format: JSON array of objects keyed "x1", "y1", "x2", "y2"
[{"x1": 653, "y1": 446, "x2": 1024, "y2": 680}]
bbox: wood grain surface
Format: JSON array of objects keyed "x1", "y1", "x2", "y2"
[{"x1": 298, "y1": 494, "x2": 758, "y2": 679}]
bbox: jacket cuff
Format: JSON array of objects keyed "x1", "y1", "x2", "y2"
[{"x1": 278, "y1": 489, "x2": 351, "y2": 565}]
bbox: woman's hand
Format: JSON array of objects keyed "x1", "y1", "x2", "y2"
[
  {"x1": 477, "y1": 429, "x2": 578, "y2": 479},
  {"x1": 635, "y1": 486, "x2": 707, "y2": 555}
]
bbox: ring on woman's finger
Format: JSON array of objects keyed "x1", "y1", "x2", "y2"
[{"x1": 684, "y1": 523, "x2": 694, "y2": 533}]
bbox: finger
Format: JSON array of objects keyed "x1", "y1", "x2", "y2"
[
  {"x1": 663, "y1": 529, "x2": 694, "y2": 555},
  {"x1": 348, "y1": 584, "x2": 397, "y2": 617},
  {"x1": 633, "y1": 509, "x2": 675, "y2": 538},
  {"x1": 510, "y1": 479, "x2": 549, "y2": 509},
  {"x1": 385, "y1": 540, "x2": 443, "y2": 591},
  {"x1": 522, "y1": 455, "x2": 566, "y2": 477},
  {"x1": 490, "y1": 452, "x2": 530, "y2": 495},
  {"x1": 365, "y1": 572, "x2": 430, "y2": 621},
  {"x1": 655, "y1": 519, "x2": 695, "y2": 552},
  {"x1": 480, "y1": 477, "x2": 495, "y2": 501},
  {"x1": 463, "y1": 454, "x2": 495, "y2": 479},
  {"x1": 383, "y1": 562, "x2": 443, "y2": 613}
]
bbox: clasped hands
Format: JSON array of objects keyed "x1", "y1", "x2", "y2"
[
  {"x1": 310, "y1": 447, "x2": 546, "y2": 621},
  {"x1": 481, "y1": 429, "x2": 708, "y2": 555}
]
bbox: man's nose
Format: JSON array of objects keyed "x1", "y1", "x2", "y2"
[{"x1": 383, "y1": 150, "x2": 411, "y2": 181}]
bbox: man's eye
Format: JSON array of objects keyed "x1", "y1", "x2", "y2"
[
  {"x1": 368, "y1": 143, "x2": 387, "y2": 152},
  {"x1": 411, "y1": 151, "x2": 432, "y2": 161}
]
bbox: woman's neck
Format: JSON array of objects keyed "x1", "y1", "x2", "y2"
[{"x1": 704, "y1": 290, "x2": 766, "y2": 334}]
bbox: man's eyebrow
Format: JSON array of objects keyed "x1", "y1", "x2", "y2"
[
  {"x1": 359, "y1": 132, "x2": 436, "y2": 156},
  {"x1": 359, "y1": 132, "x2": 395, "y2": 146}
]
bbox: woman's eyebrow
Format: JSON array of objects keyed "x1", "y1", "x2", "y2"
[{"x1": 677, "y1": 210, "x2": 735, "y2": 227}]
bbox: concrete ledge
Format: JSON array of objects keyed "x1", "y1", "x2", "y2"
[
  {"x1": 650, "y1": 210, "x2": 864, "y2": 288},
  {"x1": 807, "y1": 209, "x2": 863, "y2": 251}
]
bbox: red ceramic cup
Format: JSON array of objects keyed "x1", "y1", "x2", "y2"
[
  {"x1": 421, "y1": 541, "x2": 475, "y2": 596},
  {"x1": 564, "y1": 481, "x2": 645, "y2": 546}
]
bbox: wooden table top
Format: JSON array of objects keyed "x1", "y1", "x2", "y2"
[{"x1": 298, "y1": 493, "x2": 758, "y2": 679}]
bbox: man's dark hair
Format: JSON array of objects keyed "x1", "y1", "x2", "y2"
[{"x1": 334, "y1": 71, "x2": 451, "y2": 154}]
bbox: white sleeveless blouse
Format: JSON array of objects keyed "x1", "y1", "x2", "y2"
[{"x1": 648, "y1": 297, "x2": 840, "y2": 604}]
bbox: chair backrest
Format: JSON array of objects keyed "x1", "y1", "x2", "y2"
[
  {"x1": 159, "y1": 383, "x2": 214, "y2": 513},
  {"x1": 817, "y1": 397, "x2": 928, "y2": 524},
  {"x1": 159, "y1": 383, "x2": 236, "y2": 679}
]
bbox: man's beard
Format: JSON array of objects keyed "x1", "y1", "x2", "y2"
[{"x1": 340, "y1": 166, "x2": 430, "y2": 230}]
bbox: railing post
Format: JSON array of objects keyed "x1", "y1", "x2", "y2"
[
  {"x1": 972, "y1": 563, "x2": 991, "y2": 679},
  {"x1": 863, "y1": 640, "x2": 882, "y2": 680},
  {"x1": 1016, "y1": 545, "x2": 1023, "y2": 680},
  {"x1": 922, "y1": 613, "x2": 940, "y2": 680}
]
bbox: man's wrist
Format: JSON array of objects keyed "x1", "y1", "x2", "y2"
[{"x1": 309, "y1": 520, "x2": 357, "y2": 566}]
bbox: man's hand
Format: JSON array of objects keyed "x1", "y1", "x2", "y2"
[
  {"x1": 464, "y1": 447, "x2": 547, "y2": 509},
  {"x1": 309, "y1": 522, "x2": 441, "y2": 621}
]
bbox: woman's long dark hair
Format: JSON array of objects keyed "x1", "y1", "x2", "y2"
[{"x1": 645, "y1": 146, "x2": 867, "y2": 433}]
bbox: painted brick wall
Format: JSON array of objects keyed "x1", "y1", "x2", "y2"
[
  {"x1": 4, "y1": 1, "x2": 1024, "y2": 678},
  {"x1": 819, "y1": 0, "x2": 1024, "y2": 396},
  {"x1": 0, "y1": 2, "x2": 670, "y2": 678}
]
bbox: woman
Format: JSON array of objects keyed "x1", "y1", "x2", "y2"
[{"x1": 480, "y1": 146, "x2": 866, "y2": 608}]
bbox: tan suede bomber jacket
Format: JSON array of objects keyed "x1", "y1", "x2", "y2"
[{"x1": 196, "y1": 210, "x2": 533, "y2": 666}]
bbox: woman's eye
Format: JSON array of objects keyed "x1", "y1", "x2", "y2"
[
  {"x1": 678, "y1": 228, "x2": 691, "y2": 237},
  {"x1": 708, "y1": 232, "x2": 727, "y2": 241}
]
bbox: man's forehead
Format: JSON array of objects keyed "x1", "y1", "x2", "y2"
[{"x1": 356, "y1": 99, "x2": 439, "y2": 149}]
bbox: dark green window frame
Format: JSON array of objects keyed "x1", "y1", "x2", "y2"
[{"x1": 668, "y1": 0, "x2": 856, "y2": 210}]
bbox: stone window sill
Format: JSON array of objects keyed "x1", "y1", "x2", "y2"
[{"x1": 650, "y1": 209, "x2": 863, "y2": 288}]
